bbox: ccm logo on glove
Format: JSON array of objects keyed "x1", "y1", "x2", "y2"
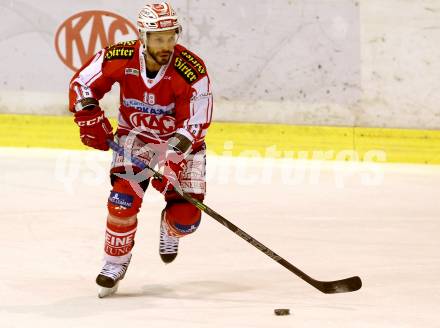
[
  {"x1": 76, "y1": 113, "x2": 106, "y2": 127},
  {"x1": 74, "y1": 106, "x2": 113, "y2": 151}
]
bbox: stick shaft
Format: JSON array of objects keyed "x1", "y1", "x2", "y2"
[{"x1": 107, "y1": 140, "x2": 361, "y2": 293}]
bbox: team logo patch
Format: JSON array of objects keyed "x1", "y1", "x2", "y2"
[
  {"x1": 174, "y1": 50, "x2": 207, "y2": 84},
  {"x1": 108, "y1": 192, "x2": 133, "y2": 208},
  {"x1": 125, "y1": 68, "x2": 139, "y2": 76}
]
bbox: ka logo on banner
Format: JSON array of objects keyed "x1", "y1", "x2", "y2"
[{"x1": 55, "y1": 10, "x2": 138, "y2": 71}]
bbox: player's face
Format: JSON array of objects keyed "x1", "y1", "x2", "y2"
[{"x1": 146, "y1": 30, "x2": 178, "y2": 65}]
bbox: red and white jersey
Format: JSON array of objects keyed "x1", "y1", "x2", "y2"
[{"x1": 69, "y1": 40, "x2": 213, "y2": 150}]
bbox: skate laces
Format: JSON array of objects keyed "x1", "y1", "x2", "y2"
[
  {"x1": 100, "y1": 257, "x2": 130, "y2": 280},
  {"x1": 159, "y1": 221, "x2": 179, "y2": 255}
]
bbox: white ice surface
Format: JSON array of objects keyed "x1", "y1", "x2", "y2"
[{"x1": 0, "y1": 147, "x2": 439, "y2": 328}]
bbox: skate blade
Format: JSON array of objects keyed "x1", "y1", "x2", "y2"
[{"x1": 98, "y1": 282, "x2": 119, "y2": 298}]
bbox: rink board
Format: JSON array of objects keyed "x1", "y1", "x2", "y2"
[{"x1": 1, "y1": 114, "x2": 440, "y2": 164}]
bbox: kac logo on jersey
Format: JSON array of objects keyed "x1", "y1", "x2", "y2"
[
  {"x1": 129, "y1": 112, "x2": 176, "y2": 136},
  {"x1": 55, "y1": 11, "x2": 138, "y2": 71}
]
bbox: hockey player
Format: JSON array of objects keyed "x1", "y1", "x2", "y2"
[{"x1": 69, "y1": 2, "x2": 213, "y2": 297}]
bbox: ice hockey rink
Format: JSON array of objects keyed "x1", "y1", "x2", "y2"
[{"x1": 1, "y1": 147, "x2": 439, "y2": 328}]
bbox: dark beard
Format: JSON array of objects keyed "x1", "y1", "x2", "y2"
[{"x1": 147, "y1": 47, "x2": 172, "y2": 65}]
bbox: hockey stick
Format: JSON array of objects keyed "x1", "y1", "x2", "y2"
[{"x1": 107, "y1": 139, "x2": 362, "y2": 294}]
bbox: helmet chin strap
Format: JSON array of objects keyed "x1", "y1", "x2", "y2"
[
  {"x1": 139, "y1": 32, "x2": 156, "y2": 69},
  {"x1": 139, "y1": 31, "x2": 148, "y2": 56}
]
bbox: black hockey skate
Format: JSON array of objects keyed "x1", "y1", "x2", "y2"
[
  {"x1": 159, "y1": 211, "x2": 180, "y2": 263},
  {"x1": 96, "y1": 254, "x2": 132, "y2": 298}
]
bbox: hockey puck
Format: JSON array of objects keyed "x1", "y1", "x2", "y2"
[{"x1": 274, "y1": 309, "x2": 290, "y2": 316}]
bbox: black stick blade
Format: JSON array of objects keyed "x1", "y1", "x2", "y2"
[{"x1": 315, "y1": 276, "x2": 362, "y2": 294}]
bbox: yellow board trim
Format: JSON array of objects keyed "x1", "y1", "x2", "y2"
[{"x1": 1, "y1": 114, "x2": 439, "y2": 164}]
